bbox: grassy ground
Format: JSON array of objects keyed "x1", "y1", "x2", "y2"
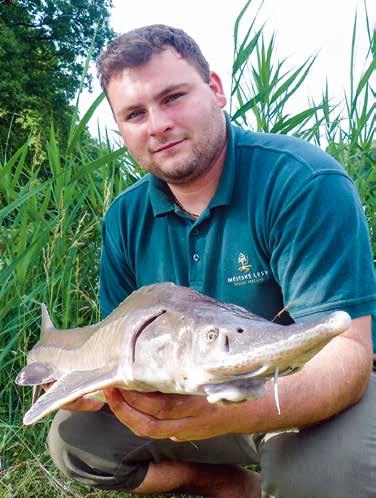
[
  {"x1": 1, "y1": 2, "x2": 374, "y2": 497},
  {"x1": 1, "y1": 410, "x2": 199, "y2": 498}
]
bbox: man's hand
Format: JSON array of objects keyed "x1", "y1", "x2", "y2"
[
  {"x1": 42, "y1": 383, "x2": 104, "y2": 412},
  {"x1": 60, "y1": 397, "x2": 104, "y2": 412},
  {"x1": 104, "y1": 388, "x2": 237, "y2": 441}
]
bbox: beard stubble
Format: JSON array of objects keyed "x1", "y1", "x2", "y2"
[{"x1": 144, "y1": 105, "x2": 226, "y2": 185}]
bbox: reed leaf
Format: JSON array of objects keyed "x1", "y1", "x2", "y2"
[
  {"x1": 67, "y1": 92, "x2": 106, "y2": 154},
  {"x1": 0, "y1": 179, "x2": 50, "y2": 222}
]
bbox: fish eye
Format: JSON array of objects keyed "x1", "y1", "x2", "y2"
[{"x1": 205, "y1": 328, "x2": 219, "y2": 343}]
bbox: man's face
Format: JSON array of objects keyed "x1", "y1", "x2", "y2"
[{"x1": 107, "y1": 48, "x2": 227, "y2": 184}]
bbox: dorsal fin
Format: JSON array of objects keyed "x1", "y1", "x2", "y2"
[{"x1": 41, "y1": 303, "x2": 55, "y2": 336}]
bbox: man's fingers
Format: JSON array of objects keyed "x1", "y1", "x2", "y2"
[
  {"x1": 41, "y1": 382, "x2": 54, "y2": 391},
  {"x1": 104, "y1": 388, "x2": 182, "y2": 438},
  {"x1": 104, "y1": 388, "x2": 228, "y2": 441},
  {"x1": 41, "y1": 382, "x2": 103, "y2": 412},
  {"x1": 118, "y1": 389, "x2": 185, "y2": 419},
  {"x1": 61, "y1": 397, "x2": 104, "y2": 412},
  {"x1": 118, "y1": 389, "x2": 210, "y2": 420}
]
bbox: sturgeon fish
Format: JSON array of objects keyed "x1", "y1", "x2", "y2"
[{"x1": 16, "y1": 283, "x2": 351, "y2": 425}]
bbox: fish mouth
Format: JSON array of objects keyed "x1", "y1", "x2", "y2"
[
  {"x1": 203, "y1": 310, "x2": 351, "y2": 378},
  {"x1": 231, "y1": 364, "x2": 300, "y2": 380}
]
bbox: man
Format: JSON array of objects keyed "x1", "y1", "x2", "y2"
[{"x1": 48, "y1": 25, "x2": 376, "y2": 497}]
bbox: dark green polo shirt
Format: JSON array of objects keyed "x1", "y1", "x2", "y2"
[{"x1": 100, "y1": 113, "x2": 375, "y2": 332}]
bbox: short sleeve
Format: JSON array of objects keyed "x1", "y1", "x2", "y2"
[
  {"x1": 99, "y1": 206, "x2": 136, "y2": 317},
  {"x1": 269, "y1": 172, "x2": 376, "y2": 322}
]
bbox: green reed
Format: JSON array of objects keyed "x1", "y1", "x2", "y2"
[{"x1": 0, "y1": 1, "x2": 374, "y2": 496}]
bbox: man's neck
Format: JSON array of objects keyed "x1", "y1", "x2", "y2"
[{"x1": 168, "y1": 139, "x2": 228, "y2": 218}]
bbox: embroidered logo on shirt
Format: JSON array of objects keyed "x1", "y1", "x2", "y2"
[
  {"x1": 227, "y1": 252, "x2": 269, "y2": 287},
  {"x1": 237, "y1": 252, "x2": 252, "y2": 272}
]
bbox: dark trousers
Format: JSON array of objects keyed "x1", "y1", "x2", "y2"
[{"x1": 48, "y1": 373, "x2": 376, "y2": 498}]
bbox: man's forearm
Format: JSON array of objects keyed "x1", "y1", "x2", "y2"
[{"x1": 232, "y1": 316, "x2": 372, "y2": 434}]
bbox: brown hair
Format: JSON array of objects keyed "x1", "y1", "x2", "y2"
[{"x1": 96, "y1": 24, "x2": 210, "y2": 92}]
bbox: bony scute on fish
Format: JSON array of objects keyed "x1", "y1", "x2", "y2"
[{"x1": 16, "y1": 283, "x2": 351, "y2": 425}]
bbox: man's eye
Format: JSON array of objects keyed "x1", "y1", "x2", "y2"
[
  {"x1": 165, "y1": 93, "x2": 184, "y2": 103},
  {"x1": 126, "y1": 110, "x2": 144, "y2": 121}
]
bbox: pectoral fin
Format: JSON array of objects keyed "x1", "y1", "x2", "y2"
[
  {"x1": 16, "y1": 362, "x2": 56, "y2": 386},
  {"x1": 203, "y1": 379, "x2": 266, "y2": 404},
  {"x1": 23, "y1": 366, "x2": 121, "y2": 425}
]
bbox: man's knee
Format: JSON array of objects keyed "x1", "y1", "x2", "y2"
[
  {"x1": 47, "y1": 408, "x2": 149, "y2": 490},
  {"x1": 261, "y1": 429, "x2": 374, "y2": 498},
  {"x1": 261, "y1": 377, "x2": 376, "y2": 498}
]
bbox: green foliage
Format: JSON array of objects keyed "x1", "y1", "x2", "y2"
[
  {"x1": 0, "y1": 0, "x2": 114, "y2": 161},
  {"x1": 231, "y1": 0, "x2": 320, "y2": 138},
  {"x1": 0, "y1": 95, "x2": 143, "y2": 495},
  {"x1": 0, "y1": 1, "x2": 374, "y2": 496},
  {"x1": 230, "y1": 0, "x2": 375, "y2": 255},
  {"x1": 320, "y1": 15, "x2": 376, "y2": 253}
]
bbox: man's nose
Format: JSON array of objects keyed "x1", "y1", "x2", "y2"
[{"x1": 148, "y1": 109, "x2": 173, "y2": 136}]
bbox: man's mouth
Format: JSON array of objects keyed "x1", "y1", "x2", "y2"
[{"x1": 153, "y1": 139, "x2": 186, "y2": 153}]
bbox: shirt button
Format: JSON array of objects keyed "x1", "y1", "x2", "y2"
[
  {"x1": 192, "y1": 253, "x2": 200, "y2": 262},
  {"x1": 192, "y1": 228, "x2": 199, "y2": 236}
]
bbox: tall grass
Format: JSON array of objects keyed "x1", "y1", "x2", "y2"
[
  {"x1": 1, "y1": 1, "x2": 374, "y2": 496},
  {"x1": 231, "y1": 0, "x2": 375, "y2": 251},
  {"x1": 0, "y1": 110, "x2": 141, "y2": 497}
]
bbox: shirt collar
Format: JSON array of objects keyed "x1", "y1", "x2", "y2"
[
  {"x1": 148, "y1": 111, "x2": 237, "y2": 217},
  {"x1": 148, "y1": 174, "x2": 175, "y2": 217},
  {"x1": 209, "y1": 112, "x2": 236, "y2": 209}
]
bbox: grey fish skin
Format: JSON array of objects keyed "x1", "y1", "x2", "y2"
[{"x1": 16, "y1": 283, "x2": 351, "y2": 425}]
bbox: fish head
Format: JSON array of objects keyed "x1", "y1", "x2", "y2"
[{"x1": 185, "y1": 307, "x2": 351, "y2": 401}]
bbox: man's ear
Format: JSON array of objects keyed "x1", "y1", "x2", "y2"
[{"x1": 208, "y1": 72, "x2": 227, "y2": 108}]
